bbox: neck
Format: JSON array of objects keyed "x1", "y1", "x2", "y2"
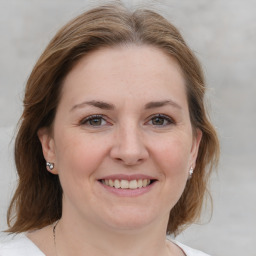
[{"x1": 55, "y1": 214, "x2": 173, "y2": 256}]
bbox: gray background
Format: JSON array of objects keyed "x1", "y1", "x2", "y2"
[{"x1": 0, "y1": 0, "x2": 255, "y2": 255}]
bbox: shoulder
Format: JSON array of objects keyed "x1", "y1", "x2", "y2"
[
  {"x1": 0, "y1": 233, "x2": 45, "y2": 256},
  {"x1": 169, "y1": 238, "x2": 211, "y2": 256}
]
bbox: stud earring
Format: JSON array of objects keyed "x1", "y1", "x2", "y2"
[
  {"x1": 46, "y1": 162, "x2": 54, "y2": 171},
  {"x1": 188, "y1": 167, "x2": 194, "y2": 179}
]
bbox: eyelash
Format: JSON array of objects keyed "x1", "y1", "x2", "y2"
[
  {"x1": 79, "y1": 114, "x2": 175, "y2": 127},
  {"x1": 146, "y1": 114, "x2": 175, "y2": 127},
  {"x1": 80, "y1": 114, "x2": 109, "y2": 127}
]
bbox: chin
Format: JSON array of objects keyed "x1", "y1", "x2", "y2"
[{"x1": 102, "y1": 208, "x2": 160, "y2": 232}]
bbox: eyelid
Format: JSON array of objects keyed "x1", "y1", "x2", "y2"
[
  {"x1": 145, "y1": 114, "x2": 175, "y2": 126},
  {"x1": 78, "y1": 113, "x2": 175, "y2": 128},
  {"x1": 79, "y1": 114, "x2": 111, "y2": 127}
]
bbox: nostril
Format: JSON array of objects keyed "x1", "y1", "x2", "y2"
[
  {"x1": 114, "y1": 158, "x2": 125, "y2": 164},
  {"x1": 113, "y1": 157, "x2": 144, "y2": 166}
]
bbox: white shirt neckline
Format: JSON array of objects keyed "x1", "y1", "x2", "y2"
[{"x1": 0, "y1": 232, "x2": 210, "y2": 256}]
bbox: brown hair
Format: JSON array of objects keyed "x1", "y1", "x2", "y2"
[{"x1": 7, "y1": 2, "x2": 219, "y2": 235}]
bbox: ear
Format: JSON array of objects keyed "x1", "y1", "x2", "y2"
[
  {"x1": 190, "y1": 128, "x2": 202, "y2": 168},
  {"x1": 37, "y1": 127, "x2": 58, "y2": 174}
]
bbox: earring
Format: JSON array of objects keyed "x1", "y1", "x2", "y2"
[
  {"x1": 46, "y1": 162, "x2": 54, "y2": 171},
  {"x1": 188, "y1": 167, "x2": 193, "y2": 179}
]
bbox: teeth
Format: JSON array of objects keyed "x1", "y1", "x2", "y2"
[
  {"x1": 109, "y1": 180, "x2": 114, "y2": 187},
  {"x1": 142, "y1": 179, "x2": 148, "y2": 187},
  {"x1": 129, "y1": 180, "x2": 137, "y2": 189},
  {"x1": 120, "y1": 180, "x2": 129, "y2": 189},
  {"x1": 114, "y1": 179, "x2": 120, "y2": 189},
  {"x1": 102, "y1": 179, "x2": 152, "y2": 189},
  {"x1": 137, "y1": 179, "x2": 143, "y2": 188}
]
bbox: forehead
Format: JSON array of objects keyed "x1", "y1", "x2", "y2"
[{"x1": 60, "y1": 45, "x2": 187, "y2": 108}]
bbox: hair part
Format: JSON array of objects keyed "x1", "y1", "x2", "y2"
[{"x1": 7, "y1": 2, "x2": 219, "y2": 235}]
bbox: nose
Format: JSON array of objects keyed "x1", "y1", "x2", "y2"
[{"x1": 110, "y1": 123, "x2": 149, "y2": 166}]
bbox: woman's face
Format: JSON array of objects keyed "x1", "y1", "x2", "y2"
[{"x1": 39, "y1": 45, "x2": 201, "y2": 231}]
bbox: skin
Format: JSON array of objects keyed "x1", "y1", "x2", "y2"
[{"x1": 32, "y1": 45, "x2": 202, "y2": 256}]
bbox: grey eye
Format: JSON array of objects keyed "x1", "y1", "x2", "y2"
[
  {"x1": 81, "y1": 115, "x2": 107, "y2": 126},
  {"x1": 88, "y1": 117, "x2": 103, "y2": 126},
  {"x1": 148, "y1": 114, "x2": 173, "y2": 126},
  {"x1": 151, "y1": 116, "x2": 166, "y2": 125}
]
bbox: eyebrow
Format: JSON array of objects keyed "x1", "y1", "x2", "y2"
[
  {"x1": 144, "y1": 100, "x2": 182, "y2": 110},
  {"x1": 71, "y1": 100, "x2": 115, "y2": 111},
  {"x1": 71, "y1": 99, "x2": 182, "y2": 112}
]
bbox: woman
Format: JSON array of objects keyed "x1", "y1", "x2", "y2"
[{"x1": 0, "y1": 2, "x2": 219, "y2": 256}]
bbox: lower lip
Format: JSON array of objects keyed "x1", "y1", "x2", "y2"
[{"x1": 99, "y1": 182, "x2": 156, "y2": 197}]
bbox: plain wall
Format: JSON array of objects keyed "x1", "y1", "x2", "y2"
[{"x1": 0, "y1": 1, "x2": 255, "y2": 255}]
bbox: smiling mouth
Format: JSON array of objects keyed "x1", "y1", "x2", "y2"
[{"x1": 99, "y1": 179, "x2": 156, "y2": 189}]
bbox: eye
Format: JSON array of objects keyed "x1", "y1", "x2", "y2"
[
  {"x1": 147, "y1": 114, "x2": 174, "y2": 126},
  {"x1": 80, "y1": 115, "x2": 109, "y2": 127}
]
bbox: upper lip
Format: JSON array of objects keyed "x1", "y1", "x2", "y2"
[{"x1": 98, "y1": 174, "x2": 157, "y2": 181}]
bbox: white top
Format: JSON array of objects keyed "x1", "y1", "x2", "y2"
[{"x1": 0, "y1": 233, "x2": 210, "y2": 256}]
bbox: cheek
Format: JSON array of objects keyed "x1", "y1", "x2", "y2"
[
  {"x1": 151, "y1": 134, "x2": 192, "y2": 177},
  {"x1": 54, "y1": 132, "x2": 106, "y2": 180}
]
